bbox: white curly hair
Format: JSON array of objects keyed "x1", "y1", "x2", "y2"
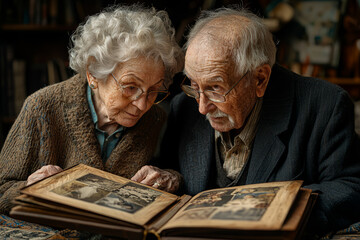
[{"x1": 69, "y1": 4, "x2": 184, "y2": 87}]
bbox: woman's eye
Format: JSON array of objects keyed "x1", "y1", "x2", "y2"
[{"x1": 122, "y1": 85, "x2": 140, "y2": 96}]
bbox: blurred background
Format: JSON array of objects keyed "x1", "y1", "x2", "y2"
[{"x1": 1, "y1": 0, "x2": 360, "y2": 147}]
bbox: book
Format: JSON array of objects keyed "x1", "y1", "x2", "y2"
[{"x1": 10, "y1": 164, "x2": 317, "y2": 240}]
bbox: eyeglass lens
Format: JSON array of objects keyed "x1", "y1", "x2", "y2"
[
  {"x1": 112, "y1": 74, "x2": 168, "y2": 104},
  {"x1": 122, "y1": 85, "x2": 168, "y2": 104},
  {"x1": 181, "y1": 80, "x2": 225, "y2": 103}
]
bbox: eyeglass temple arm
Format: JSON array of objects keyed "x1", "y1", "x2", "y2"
[{"x1": 223, "y1": 71, "x2": 249, "y2": 96}]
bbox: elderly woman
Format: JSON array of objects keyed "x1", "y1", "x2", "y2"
[{"x1": 0, "y1": 4, "x2": 183, "y2": 215}]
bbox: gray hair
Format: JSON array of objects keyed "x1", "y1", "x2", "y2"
[
  {"x1": 184, "y1": 7, "x2": 276, "y2": 76},
  {"x1": 69, "y1": 4, "x2": 184, "y2": 87}
]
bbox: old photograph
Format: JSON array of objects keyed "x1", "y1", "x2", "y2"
[
  {"x1": 51, "y1": 180, "x2": 110, "y2": 203},
  {"x1": 95, "y1": 192, "x2": 142, "y2": 213},
  {"x1": 211, "y1": 187, "x2": 279, "y2": 221},
  {"x1": 76, "y1": 173, "x2": 125, "y2": 192},
  {"x1": 185, "y1": 189, "x2": 235, "y2": 210},
  {"x1": 114, "y1": 182, "x2": 161, "y2": 207}
]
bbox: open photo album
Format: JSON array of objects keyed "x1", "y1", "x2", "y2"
[{"x1": 10, "y1": 164, "x2": 317, "y2": 240}]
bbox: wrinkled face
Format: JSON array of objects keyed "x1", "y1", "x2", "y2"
[
  {"x1": 89, "y1": 57, "x2": 165, "y2": 128},
  {"x1": 185, "y1": 36, "x2": 259, "y2": 132}
]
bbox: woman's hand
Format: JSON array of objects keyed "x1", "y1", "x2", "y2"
[
  {"x1": 131, "y1": 165, "x2": 180, "y2": 193},
  {"x1": 26, "y1": 165, "x2": 63, "y2": 186}
]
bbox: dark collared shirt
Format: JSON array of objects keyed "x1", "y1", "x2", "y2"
[{"x1": 215, "y1": 98, "x2": 263, "y2": 180}]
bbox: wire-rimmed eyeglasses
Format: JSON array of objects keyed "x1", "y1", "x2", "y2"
[
  {"x1": 180, "y1": 71, "x2": 249, "y2": 103},
  {"x1": 111, "y1": 73, "x2": 169, "y2": 104}
]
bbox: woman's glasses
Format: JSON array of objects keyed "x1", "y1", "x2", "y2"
[{"x1": 111, "y1": 73, "x2": 169, "y2": 104}]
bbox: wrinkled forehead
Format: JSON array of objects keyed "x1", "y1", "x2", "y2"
[
  {"x1": 184, "y1": 35, "x2": 233, "y2": 80},
  {"x1": 185, "y1": 32, "x2": 230, "y2": 62},
  {"x1": 185, "y1": 15, "x2": 249, "y2": 76}
]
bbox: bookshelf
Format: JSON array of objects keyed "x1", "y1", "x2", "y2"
[
  {"x1": 0, "y1": 26, "x2": 74, "y2": 147},
  {"x1": 0, "y1": 0, "x2": 114, "y2": 148},
  {"x1": 0, "y1": 24, "x2": 75, "y2": 31}
]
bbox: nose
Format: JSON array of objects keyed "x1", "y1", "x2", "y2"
[
  {"x1": 198, "y1": 93, "x2": 215, "y2": 115},
  {"x1": 131, "y1": 94, "x2": 148, "y2": 111}
]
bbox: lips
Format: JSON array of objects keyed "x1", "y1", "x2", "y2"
[
  {"x1": 126, "y1": 112, "x2": 140, "y2": 119},
  {"x1": 209, "y1": 116, "x2": 227, "y2": 123}
]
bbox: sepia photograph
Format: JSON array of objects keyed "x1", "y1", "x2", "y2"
[
  {"x1": 185, "y1": 189, "x2": 235, "y2": 210},
  {"x1": 114, "y1": 182, "x2": 161, "y2": 207},
  {"x1": 51, "y1": 180, "x2": 110, "y2": 203},
  {"x1": 173, "y1": 208, "x2": 216, "y2": 220},
  {"x1": 76, "y1": 173, "x2": 125, "y2": 192},
  {"x1": 50, "y1": 174, "x2": 163, "y2": 214},
  {"x1": 95, "y1": 192, "x2": 142, "y2": 213},
  {"x1": 211, "y1": 187, "x2": 279, "y2": 221}
]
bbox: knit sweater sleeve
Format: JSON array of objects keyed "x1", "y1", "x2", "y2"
[{"x1": 0, "y1": 94, "x2": 42, "y2": 214}]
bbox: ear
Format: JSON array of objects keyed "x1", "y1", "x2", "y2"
[
  {"x1": 86, "y1": 69, "x2": 98, "y2": 89},
  {"x1": 254, "y1": 64, "x2": 271, "y2": 98},
  {"x1": 86, "y1": 56, "x2": 99, "y2": 88}
]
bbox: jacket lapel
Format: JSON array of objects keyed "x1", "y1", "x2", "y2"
[
  {"x1": 180, "y1": 103, "x2": 215, "y2": 195},
  {"x1": 246, "y1": 65, "x2": 294, "y2": 183},
  {"x1": 194, "y1": 116, "x2": 214, "y2": 177}
]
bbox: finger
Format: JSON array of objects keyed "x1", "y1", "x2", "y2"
[
  {"x1": 158, "y1": 172, "x2": 180, "y2": 193},
  {"x1": 45, "y1": 165, "x2": 63, "y2": 175},
  {"x1": 152, "y1": 181, "x2": 162, "y2": 189},
  {"x1": 131, "y1": 166, "x2": 151, "y2": 182},
  {"x1": 26, "y1": 173, "x2": 47, "y2": 186},
  {"x1": 52, "y1": 165, "x2": 63, "y2": 171},
  {"x1": 33, "y1": 168, "x2": 45, "y2": 174},
  {"x1": 36, "y1": 165, "x2": 60, "y2": 174},
  {"x1": 139, "y1": 175, "x2": 156, "y2": 186},
  {"x1": 139, "y1": 170, "x2": 161, "y2": 185},
  {"x1": 160, "y1": 178, "x2": 173, "y2": 192},
  {"x1": 167, "y1": 180, "x2": 178, "y2": 193}
]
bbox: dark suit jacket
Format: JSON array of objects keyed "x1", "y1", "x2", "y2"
[{"x1": 158, "y1": 64, "x2": 360, "y2": 235}]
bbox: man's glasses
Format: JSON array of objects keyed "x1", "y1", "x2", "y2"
[
  {"x1": 111, "y1": 73, "x2": 169, "y2": 104},
  {"x1": 180, "y1": 71, "x2": 249, "y2": 103}
]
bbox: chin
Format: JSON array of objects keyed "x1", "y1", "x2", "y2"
[
  {"x1": 115, "y1": 117, "x2": 139, "y2": 128},
  {"x1": 120, "y1": 121, "x2": 139, "y2": 128},
  {"x1": 114, "y1": 113, "x2": 142, "y2": 128}
]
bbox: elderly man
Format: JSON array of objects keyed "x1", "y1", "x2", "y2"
[{"x1": 132, "y1": 6, "x2": 360, "y2": 237}]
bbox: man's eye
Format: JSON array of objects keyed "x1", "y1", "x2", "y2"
[
  {"x1": 190, "y1": 81, "x2": 199, "y2": 90},
  {"x1": 211, "y1": 85, "x2": 222, "y2": 91},
  {"x1": 203, "y1": 84, "x2": 222, "y2": 92}
]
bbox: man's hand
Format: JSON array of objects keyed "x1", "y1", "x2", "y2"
[
  {"x1": 26, "y1": 165, "x2": 63, "y2": 186},
  {"x1": 131, "y1": 165, "x2": 180, "y2": 193}
]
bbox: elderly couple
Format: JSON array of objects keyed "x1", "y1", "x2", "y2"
[{"x1": 0, "y1": 3, "x2": 359, "y2": 239}]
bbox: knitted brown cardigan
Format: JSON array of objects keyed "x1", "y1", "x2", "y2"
[{"x1": 0, "y1": 74, "x2": 167, "y2": 214}]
